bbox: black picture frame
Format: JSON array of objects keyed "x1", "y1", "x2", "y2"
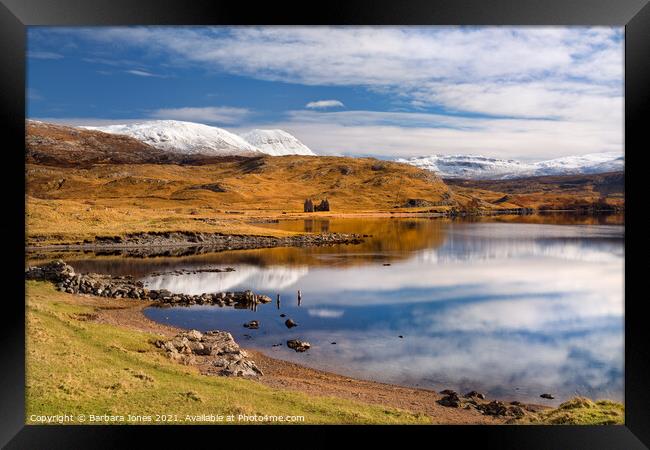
[{"x1": 2, "y1": 0, "x2": 648, "y2": 447}]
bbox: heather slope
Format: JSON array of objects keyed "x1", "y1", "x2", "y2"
[{"x1": 26, "y1": 155, "x2": 454, "y2": 243}]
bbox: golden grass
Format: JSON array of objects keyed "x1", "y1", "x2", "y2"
[
  {"x1": 26, "y1": 156, "x2": 453, "y2": 244},
  {"x1": 520, "y1": 397, "x2": 624, "y2": 425}
]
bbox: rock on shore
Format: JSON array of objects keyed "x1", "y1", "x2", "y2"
[
  {"x1": 155, "y1": 329, "x2": 262, "y2": 378},
  {"x1": 25, "y1": 260, "x2": 272, "y2": 308},
  {"x1": 437, "y1": 389, "x2": 533, "y2": 419},
  {"x1": 29, "y1": 230, "x2": 365, "y2": 251}
]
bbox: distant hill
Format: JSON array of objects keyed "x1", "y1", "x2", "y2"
[
  {"x1": 83, "y1": 120, "x2": 263, "y2": 157},
  {"x1": 82, "y1": 120, "x2": 315, "y2": 157},
  {"x1": 398, "y1": 152, "x2": 624, "y2": 180},
  {"x1": 446, "y1": 172, "x2": 624, "y2": 211},
  {"x1": 27, "y1": 120, "x2": 167, "y2": 166},
  {"x1": 26, "y1": 154, "x2": 454, "y2": 213},
  {"x1": 240, "y1": 129, "x2": 315, "y2": 156},
  {"x1": 25, "y1": 120, "x2": 623, "y2": 240},
  {"x1": 26, "y1": 121, "x2": 251, "y2": 167}
]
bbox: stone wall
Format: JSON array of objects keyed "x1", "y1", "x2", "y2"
[{"x1": 25, "y1": 260, "x2": 272, "y2": 308}]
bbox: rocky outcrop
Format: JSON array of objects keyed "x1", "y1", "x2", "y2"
[
  {"x1": 477, "y1": 401, "x2": 526, "y2": 418},
  {"x1": 403, "y1": 198, "x2": 440, "y2": 208},
  {"x1": 25, "y1": 260, "x2": 272, "y2": 308},
  {"x1": 438, "y1": 392, "x2": 462, "y2": 407},
  {"x1": 464, "y1": 390, "x2": 486, "y2": 400},
  {"x1": 155, "y1": 329, "x2": 262, "y2": 377},
  {"x1": 437, "y1": 388, "x2": 531, "y2": 418},
  {"x1": 24, "y1": 259, "x2": 75, "y2": 283},
  {"x1": 28, "y1": 231, "x2": 364, "y2": 251}
]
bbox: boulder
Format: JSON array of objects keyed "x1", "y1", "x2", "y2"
[
  {"x1": 287, "y1": 339, "x2": 311, "y2": 352},
  {"x1": 186, "y1": 329, "x2": 203, "y2": 341},
  {"x1": 438, "y1": 392, "x2": 462, "y2": 408},
  {"x1": 464, "y1": 390, "x2": 486, "y2": 400},
  {"x1": 25, "y1": 259, "x2": 75, "y2": 282},
  {"x1": 477, "y1": 401, "x2": 526, "y2": 418},
  {"x1": 243, "y1": 320, "x2": 259, "y2": 329},
  {"x1": 157, "y1": 330, "x2": 262, "y2": 377}
]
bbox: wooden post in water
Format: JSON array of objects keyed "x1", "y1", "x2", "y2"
[
  {"x1": 276, "y1": 294, "x2": 281, "y2": 310},
  {"x1": 297, "y1": 289, "x2": 302, "y2": 306}
]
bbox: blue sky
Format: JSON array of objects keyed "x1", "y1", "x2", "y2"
[{"x1": 27, "y1": 26, "x2": 623, "y2": 160}]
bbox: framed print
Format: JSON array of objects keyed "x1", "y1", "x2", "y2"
[{"x1": 1, "y1": 0, "x2": 648, "y2": 447}]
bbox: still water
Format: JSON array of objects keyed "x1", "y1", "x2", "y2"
[{"x1": 47, "y1": 215, "x2": 625, "y2": 404}]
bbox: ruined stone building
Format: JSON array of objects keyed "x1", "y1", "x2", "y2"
[
  {"x1": 304, "y1": 198, "x2": 329, "y2": 212},
  {"x1": 315, "y1": 198, "x2": 330, "y2": 211}
]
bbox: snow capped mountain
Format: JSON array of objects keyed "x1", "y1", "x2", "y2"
[
  {"x1": 531, "y1": 153, "x2": 624, "y2": 176},
  {"x1": 397, "y1": 152, "x2": 624, "y2": 179},
  {"x1": 82, "y1": 121, "x2": 316, "y2": 157},
  {"x1": 83, "y1": 120, "x2": 263, "y2": 156},
  {"x1": 240, "y1": 129, "x2": 316, "y2": 156}
]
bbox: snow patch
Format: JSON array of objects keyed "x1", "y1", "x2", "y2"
[
  {"x1": 240, "y1": 129, "x2": 316, "y2": 156},
  {"x1": 397, "y1": 152, "x2": 623, "y2": 179}
]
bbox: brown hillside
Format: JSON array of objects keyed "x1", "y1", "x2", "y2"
[
  {"x1": 27, "y1": 158, "x2": 455, "y2": 243},
  {"x1": 25, "y1": 120, "x2": 456, "y2": 243},
  {"x1": 27, "y1": 156, "x2": 453, "y2": 211},
  {"x1": 26, "y1": 120, "x2": 248, "y2": 167},
  {"x1": 446, "y1": 172, "x2": 624, "y2": 211}
]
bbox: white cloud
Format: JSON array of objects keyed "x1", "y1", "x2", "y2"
[
  {"x1": 232, "y1": 107, "x2": 622, "y2": 159},
  {"x1": 30, "y1": 117, "x2": 148, "y2": 126},
  {"x1": 125, "y1": 69, "x2": 164, "y2": 78},
  {"x1": 148, "y1": 106, "x2": 251, "y2": 124},
  {"x1": 28, "y1": 51, "x2": 64, "y2": 59},
  {"x1": 306, "y1": 99, "x2": 345, "y2": 109},
  {"x1": 68, "y1": 26, "x2": 622, "y2": 86},
  {"x1": 32, "y1": 26, "x2": 624, "y2": 159},
  {"x1": 307, "y1": 308, "x2": 345, "y2": 318},
  {"x1": 32, "y1": 107, "x2": 252, "y2": 127}
]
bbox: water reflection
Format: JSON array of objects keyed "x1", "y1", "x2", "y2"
[
  {"x1": 139, "y1": 218, "x2": 623, "y2": 404},
  {"x1": 30, "y1": 216, "x2": 624, "y2": 404}
]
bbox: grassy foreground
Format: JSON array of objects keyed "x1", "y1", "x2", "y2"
[
  {"x1": 25, "y1": 281, "x2": 624, "y2": 425},
  {"x1": 25, "y1": 281, "x2": 429, "y2": 425},
  {"x1": 521, "y1": 397, "x2": 624, "y2": 425}
]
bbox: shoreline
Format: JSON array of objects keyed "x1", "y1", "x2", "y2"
[
  {"x1": 25, "y1": 230, "x2": 365, "y2": 252},
  {"x1": 23, "y1": 261, "x2": 541, "y2": 423},
  {"x1": 90, "y1": 290, "x2": 542, "y2": 424},
  {"x1": 25, "y1": 263, "x2": 624, "y2": 424},
  {"x1": 26, "y1": 209, "x2": 623, "y2": 252}
]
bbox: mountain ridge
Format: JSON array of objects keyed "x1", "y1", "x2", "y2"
[
  {"x1": 82, "y1": 120, "x2": 315, "y2": 157},
  {"x1": 240, "y1": 129, "x2": 315, "y2": 156},
  {"x1": 398, "y1": 152, "x2": 624, "y2": 180},
  {"x1": 83, "y1": 120, "x2": 263, "y2": 157}
]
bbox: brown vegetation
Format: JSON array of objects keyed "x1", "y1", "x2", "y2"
[
  {"x1": 25, "y1": 121, "x2": 624, "y2": 245},
  {"x1": 446, "y1": 172, "x2": 624, "y2": 211}
]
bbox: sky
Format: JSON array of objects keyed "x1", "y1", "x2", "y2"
[{"x1": 27, "y1": 26, "x2": 624, "y2": 160}]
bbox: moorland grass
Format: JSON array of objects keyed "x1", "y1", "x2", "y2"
[{"x1": 25, "y1": 281, "x2": 430, "y2": 425}]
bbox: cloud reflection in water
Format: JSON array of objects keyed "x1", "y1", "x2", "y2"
[{"x1": 142, "y1": 221, "x2": 623, "y2": 404}]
